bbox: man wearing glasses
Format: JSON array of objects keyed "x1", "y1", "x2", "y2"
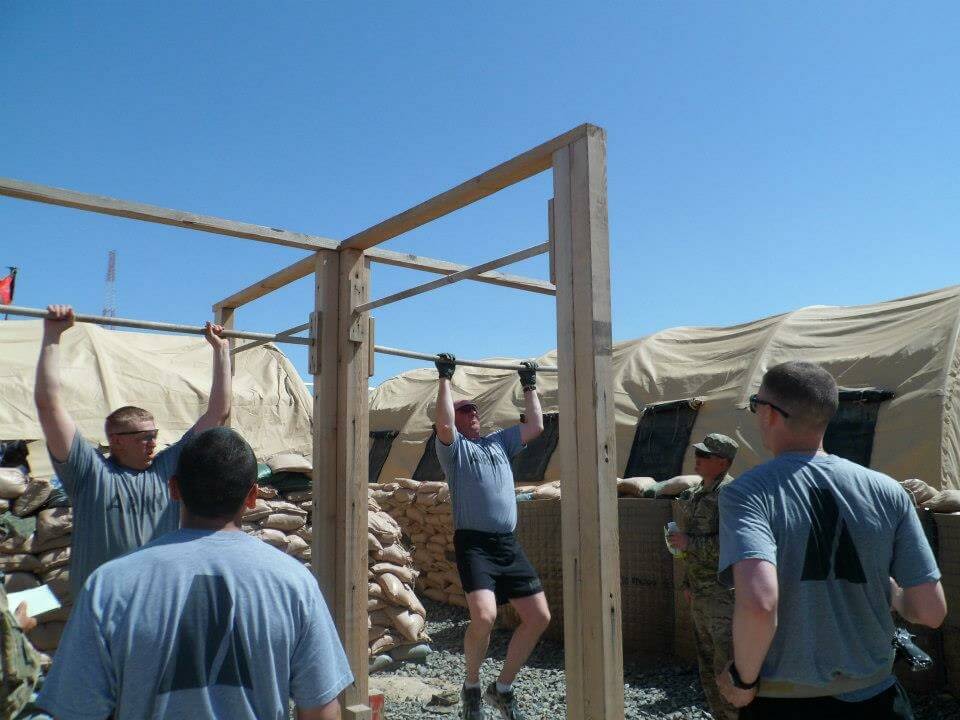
[
  {"x1": 34, "y1": 304, "x2": 231, "y2": 597},
  {"x1": 717, "y1": 361, "x2": 945, "y2": 719},
  {"x1": 433, "y1": 353, "x2": 550, "y2": 720},
  {"x1": 668, "y1": 432, "x2": 740, "y2": 720}
]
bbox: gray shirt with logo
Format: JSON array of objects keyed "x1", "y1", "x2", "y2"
[
  {"x1": 37, "y1": 529, "x2": 353, "y2": 719},
  {"x1": 51, "y1": 430, "x2": 192, "y2": 596},
  {"x1": 436, "y1": 426, "x2": 524, "y2": 533},
  {"x1": 718, "y1": 452, "x2": 940, "y2": 697}
]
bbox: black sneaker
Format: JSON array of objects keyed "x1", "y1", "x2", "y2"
[
  {"x1": 484, "y1": 681, "x2": 525, "y2": 720},
  {"x1": 461, "y1": 684, "x2": 485, "y2": 720}
]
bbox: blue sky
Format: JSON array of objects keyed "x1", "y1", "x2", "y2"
[{"x1": 2, "y1": 3, "x2": 958, "y2": 386}]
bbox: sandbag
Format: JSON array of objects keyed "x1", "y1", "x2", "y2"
[
  {"x1": 387, "y1": 607, "x2": 426, "y2": 642},
  {"x1": 243, "y1": 499, "x2": 273, "y2": 522},
  {"x1": 13, "y1": 478, "x2": 53, "y2": 517},
  {"x1": 0, "y1": 467, "x2": 28, "y2": 499},
  {"x1": 35, "y1": 508, "x2": 73, "y2": 545},
  {"x1": 397, "y1": 478, "x2": 421, "y2": 491},
  {"x1": 261, "y1": 513, "x2": 306, "y2": 532},
  {"x1": 0, "y1": 553, "x2": 40, "y2": 572},
  {"x1": 377, "y1": 573, "x2": 406, "y2": 604},
  {"x1": 533, "y1": 485, "x2": 560, "y2": 500},
  {"x1": 38, "y1": 547, "x2": 71, "y2": 571},
  {"x1": 285, "y1": 535, "x2": 310, "y2": 559},
  {"x1": 617, "y1": 476, "x2": 656, "y2": 497},
  {"x1": 297, "y1": 525, "x2": 312, "y2": 542},
  {"x1": 267, "y1": 500, "x2": 307, "y2": 517},
  {"x1": 41, "y1": 567, "x2": 70, "y2": 600},
  {"x1": 371, "y1": 563, "x2": 417, "y2": 584},
  {"x1": 377, "y1": 543, "x2": 411, "y2": 565},
  {"x1": 0, "y1": 533, "x2": 34, "y2": 555},
  {"x1": 922, "y1": 490, "x2": 960, "y2": 514},
  {"x1": 902, "y1": 478, "x2": 937, "y2": 506},
  {"x1": 256, "y1": 485, "x2": 280, "y2": 500},
  {"x1": 252, "y1": 528, "x2": 289, "y2": 550},
  {"x1": 28, "y1": 621, "x2": 65, "y2": 652},
  {"x1": 265, "y1": 452, "x2": 312, "y2": 474},
  {"x1": 654, "y1": 474, "x2": 701, "y2": 498},
  {"x1": 33, "y1": 533, "x2": 72, "y2": 554},
  {"x1": 368, "y1": 532, "x2": 383, "y2": 553},
  {"x1": 284, "y1": 489, "x2": 313, "y2": 504},
  {"x1": 3, "y1": 571, "x2": 40, "y2": 592},
  {"x1": 370, "y1": 633, "x2": 396, "y2": 656}
]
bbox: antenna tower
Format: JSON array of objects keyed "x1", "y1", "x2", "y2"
[{"x1": 103, "y1": 250, "x2": 117, "y2": 329}]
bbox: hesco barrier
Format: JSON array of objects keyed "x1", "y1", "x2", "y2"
[{"x1": 506, "y1": 497, "x2": 676, "y2": 662}]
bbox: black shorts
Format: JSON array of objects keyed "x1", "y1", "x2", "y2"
[{"x1": 453, "y1": 529, "x2": 543, "y2": 606}]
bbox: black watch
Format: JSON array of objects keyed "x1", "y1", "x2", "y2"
[{"x1": 729, "y1": 663, "x2": 759, "y2": 690}]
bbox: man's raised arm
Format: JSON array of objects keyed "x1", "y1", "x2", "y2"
[
  {"x1": 518, "y1": 361, "x2": 543, "y2": 444},
  {"x1": 435, "y1": 353, "x2": 457, "y2": 445},
  {"x1": 193, "y1": 322, "x2": 232, "y2": 434},
  {"x1": 34, "y1": 305, "x2": 78, "y2": 463}
]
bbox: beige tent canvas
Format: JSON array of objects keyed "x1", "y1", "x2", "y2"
[
  {"x1": 0, "y1": 320, "x2": 313, "y2": 464},
  {"x1": 370, "y1": 284, "x2": 960, "y2": 490}
]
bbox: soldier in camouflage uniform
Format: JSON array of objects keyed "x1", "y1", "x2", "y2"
[
  {"x1": 669, "y1": 433, "x2": 739, "y2": 720},
  {"x1": 0, "y1": 579, "x2": 47, "y2": 719}
]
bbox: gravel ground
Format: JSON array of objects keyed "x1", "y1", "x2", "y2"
[{"x1": 374, "y1": 600, "x2": 960, "y2": 719}]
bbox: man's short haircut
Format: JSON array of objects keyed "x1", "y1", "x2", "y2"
[
  {"x1": 175, "y1": 427, "x2": 257, "y2": 519},
  {"x1": 105, "y1": 406, "x2": 155, "y2": 435},
  {"x1": 760, "y1": 361, "x2": 839, "y2": 432}
]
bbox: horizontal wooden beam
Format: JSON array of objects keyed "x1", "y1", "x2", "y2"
[
  {"x1": 338, "y1": 124, "x2": 595, "y2": 251},
  {"x1": 0, "y1": 304, "x2": 312, "y2": 345},
  {"x1": 374, "y1": 344, "x2": 557, "y2": 372},
  {"x1": 215, "y1": 246, "x2": 555, "y2": 310},
  {"x1": 354, "y1": 242, "x2": 549, "y2": 314},
  {"x1": 0, "y1": 177, "x2": 340, "y2": 252},
  {"x1": 231, "y1": 321, "x2": 310, "y2": 356}
]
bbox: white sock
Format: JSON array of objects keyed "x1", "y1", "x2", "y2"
[
  {"x1": 496, "y1": 681, "x2": 512, "y2": 694},
  {"x1": 464, "y1": 681, "x2": 481, "y2": 690}
]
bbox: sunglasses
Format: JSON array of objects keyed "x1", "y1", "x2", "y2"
[
  {"x1": 112, "y1": 429, "x2": 160, "y2": 441},
  {"x1": 749, "y1": 393, "x2": 791, "y2": 419}
]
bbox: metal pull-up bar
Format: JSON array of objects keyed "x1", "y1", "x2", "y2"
[
  {"x1": 373, "y1": 344, "x2": 557, "y2": 372},
  {"x1": 0, "y1": 304, "x2": 312, "y2": 346}
]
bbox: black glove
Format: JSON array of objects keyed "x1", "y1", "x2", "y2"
[
  {"x1": 435, "y1": 352, "x2": 456, "y2": 380},
  {"x1": 518, "y1": 360, "x2": 538, "y2": 392}
]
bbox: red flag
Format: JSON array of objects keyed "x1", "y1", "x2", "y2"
[{"x1": 0, "y1": 268, "x2": 16, "y2": 305}]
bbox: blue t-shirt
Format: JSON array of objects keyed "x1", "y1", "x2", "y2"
[
  {"x1": 50, "y1": 431, "x2": 191, "y2": 597},
  {"x1": 719, "y1": 452, "x2": 940, "y2": 698},
  {"x1": 37, "y1": 529, "x2": 353, "y2": 720},
  {"x1": 436, "y1": 425, "x2": 524, "y2": 533}
]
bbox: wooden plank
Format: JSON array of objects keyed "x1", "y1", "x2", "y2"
[
  {"x1": 0, "y1": 177, "x2": 339, "y2": 252},
  {"x1": 339, "y1": 124, "x2": 595, "y2": 251},
  {"x1": 216, "y1": 247, "x2": 554, "y2": 311},
  {"x1": 230, "y1": 321, "x2": 310, "y2": 356},
  {"x1": 553, "y1": 126, "x2": 623, "y2": 720},
  {"x1": 354, "y1": 242, "x2": 549, "y2": 314},
  {"x1": 335, "y1": 248, "x2": 372, "y2": 719}
]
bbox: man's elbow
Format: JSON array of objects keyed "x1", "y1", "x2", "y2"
[
  {"x1": 740, "y1": 589, "x2": 778, "y2": 618},
  {"x1": 913, "y1": 600, "x2": 948, "y2": 629}
]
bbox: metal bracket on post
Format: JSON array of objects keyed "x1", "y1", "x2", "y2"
[
  {"x1": 348, "y1": 278, "x2": 367, "y2": 343},
  {"x1": 308, "y1": 310, "x2": 321, "y2": 376},
  {"x1": 368, "y1": 317, "x2": 375, "y2": 378}
]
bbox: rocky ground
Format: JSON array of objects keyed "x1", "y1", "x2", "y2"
[{"x1": 371, "y1": 600, "x2": 960, "y2": 719}]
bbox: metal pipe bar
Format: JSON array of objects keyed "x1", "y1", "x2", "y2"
[
  {"x1": 0, "y1": 304, "x2": 312, "y2": 346},
  {"x1": 354, "y1": 242, "x2": 550, "y2": 315},
  {"x1": 374, "y1": 344, "x2": 557, "y2": 372},
  {"x1": 231, "y1": 321, "x2": 310, "y2": 356}
]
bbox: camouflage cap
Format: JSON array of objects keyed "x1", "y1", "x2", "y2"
[{"x1": 692, "y1": 433, "x2": 739, "y2": 460}]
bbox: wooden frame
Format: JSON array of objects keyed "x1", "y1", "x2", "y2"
[{"x1": 0, "y1": 123, "x2": 621, "y2": 719}]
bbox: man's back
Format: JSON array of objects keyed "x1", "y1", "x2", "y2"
[
  {"x1": 719, "y1": 452, "x2": 940, "y2": 695},
  {"x1": 38, "y1": 529, "x2": 352, "y2": 720}
]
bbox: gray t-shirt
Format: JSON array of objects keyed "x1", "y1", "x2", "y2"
[
  {"x1": 436, "y1": 426, "x2": 524, "y2": 533},
  {"x1": 718, "y1": 452, "x2": 940, "y2": 698},
  {"x1": 37, "y1": 529, "x2": 353, "y2": 720},
  {"x1": 51, "y1": 430, "x2": 191, "y2": 596}
]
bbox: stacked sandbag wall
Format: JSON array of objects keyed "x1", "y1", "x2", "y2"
[{"x1": 0, "y1": 455, "x2": 429, "y2": 663}]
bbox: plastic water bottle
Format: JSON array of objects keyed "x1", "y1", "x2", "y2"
[{"x1": 664, "y1": 521, "x2": 686, "y2": 559}]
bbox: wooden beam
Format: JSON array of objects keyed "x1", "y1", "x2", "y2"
[
  {"x1": 230, "y1": 321, "x2": 310, "y2": 356},
  {"x1": 0, "y1": 177, "x2": 339, "y2": 252},
  {"x1": 339, "y1": 124, "x2": 595, "y2": 251},
  {"x1": 215, "y1": 247, "x2": 555, "y2": 311},
  {"x1": 312, "y1": 250, "x2": 371, "y2": 718},
  {"x1": 553, "y1": 126, "x2": 624, "y2": 720},
  {"x1": 354, "y1": 242, "x2": 549, "y2": 314}
]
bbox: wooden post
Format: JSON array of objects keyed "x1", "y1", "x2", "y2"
[
  {"x1": 312, "y1": 249, "x2": 371, "y2": 719},
  {"x1": 552, "y1": 126, "x2": 624, "y2": 720}
]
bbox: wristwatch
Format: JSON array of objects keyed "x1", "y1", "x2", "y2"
[{"x1": 729, "y1": 663, "x2": 759, "y2": 690}]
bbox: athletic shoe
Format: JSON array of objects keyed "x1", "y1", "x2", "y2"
[
  {"x1": 461, "y1": 684, "x2": 485, "y2": 719},
  {"x1": 484, "y1": 681, "x2": 525, "y2": 720}
]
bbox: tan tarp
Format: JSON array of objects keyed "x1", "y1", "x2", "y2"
[
  {"x1": 0, "y1": 321, "x2": 313, "y2": 463},
  {"x1": 370, "y1": 285, "x2": 960, "y2": 489}
]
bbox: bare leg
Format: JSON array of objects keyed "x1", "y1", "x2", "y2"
[
  {"x1": 498, "y1": 592, "x2": 551, "y2": 685},
  {"x1": 464, "y1": 589, "x2": 498, "y2": 685}
]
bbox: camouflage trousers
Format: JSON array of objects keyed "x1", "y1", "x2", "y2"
[{"x1": 690, "y1": 590, "x2": 739, "y2": 720}]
